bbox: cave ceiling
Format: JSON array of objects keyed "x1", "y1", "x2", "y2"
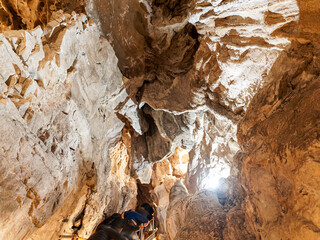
[{"x1": 0, "y1": 0, "x2": 320, "y2": 239}]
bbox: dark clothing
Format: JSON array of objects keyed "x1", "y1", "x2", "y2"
[
  {"x1": 90, "y1": 212, "x2": 140, "y2": 240},
  {"x1": 124, "y1": 210, "x2": 148, "y2": 225},
  {"x1": 121, "y1": 221, "x2": 140, "y2": 240},
  {"x1": 141, "y1": 203, "x2": 154, "y2": 216},
  {"x1": 136, "y1": 208, "x2": 152, "y2": 221},
  {"x1": 96, "y1": 213, "x2": 124, "y2": 233},
  {"x1": 88, "y1": 227, "x2": 127, "y2": 240},
  {"x1": 138, "y1": 203, "x2": 154, "y2": 220}
]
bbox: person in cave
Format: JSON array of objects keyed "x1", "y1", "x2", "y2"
[
  {"x1": 89, "y1": 205, "x2": 154, "y2": 240},
  {"x1": 88, "y1": 226, "x2": 127, "y2": 240},
  {"x1": 136, "y1": 203, "x2": 154, "y2": 238},
  {"x1": 121, "y1": 219, "x2": 140, "y2": 240},
  {"x1": 88, "y1": 213, "x2": 139, "y2": 240},
  {"x1": 136, "y1": 203, "x2": 154, "y2": 221},
  {"x1": 123, "y1": 210, "x2": 149, "y2": 226},
  {"x1": 95, "y1": 213, "x2": 124, "y2": 233}
]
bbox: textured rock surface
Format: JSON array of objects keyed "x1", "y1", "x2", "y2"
[
  {"x1": 166, "y1": 181, "x2": 226, "y2": 240},
  {"x1": 185, "y1": 0, "x2": 300, "y2": 192},
  {"x1": 234, "y1": 1, "x2": 320, "y2": 239},
  {"x1": 238, "y1": 38, "x2": 320, "y2": 240},
  {"x1": 0, "y1": 0, "x2": 320, "y2": 240},
  {"x1": 0, "y1": 0, "x2": 85, "y2": 31},
  {"x1": 0, "y1": 12, "x2": 136, "y2": 240},
  {"x1": 164, "y1": 175, "x2": 255, "y2": 240},
  {"x1": 84, "y1": 1, "x2": 320, "y2": 239},
  {"x1": 85, "y1": 0, "x2": 300, "y2": 193},
  {"x1": 150, "y1": 147, "x2": 189, "y2": 237}
]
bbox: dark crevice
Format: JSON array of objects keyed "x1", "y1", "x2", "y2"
[
  {"x1": 144, "y1": 23, "x2": 200, "y2": 86},
  {"x1": 136, "y1": 180, "x2": 154, "y2": 208},
  {"x1": 153, "y1": 0, "x2": 194, "y2": 19},
  {"x1": 72, "y1": 205, "x2": 86, "y2": 233},
  {"x1": 1, "y1": 0, "x2": 26, "y2": 29}
]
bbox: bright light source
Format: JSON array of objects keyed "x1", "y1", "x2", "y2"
[
  {"x1": 201, "y1": 163, "x2": 230, "y2": 190},
  {"x1": 201, "y1": 174, "x2": 221, "y2": 190}
]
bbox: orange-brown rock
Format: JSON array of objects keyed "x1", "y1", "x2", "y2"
[
  {"x1": 0, "y1": 0, "x2": 85, "y2": 31},
  {"x1": 238, "y1": 38, "x2": 320, "y2": 240},
  {"x1": 0, "y1": 0, "x2": 320, "y2": 240},
  {"x1": 166, "y1": 181, "x2": 226, "y2": 240}
]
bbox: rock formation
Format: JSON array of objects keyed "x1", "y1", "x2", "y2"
[
  {"x1": 86, "y1": 0, "x2": 301, "y2": 194},
  {"x1": 0, "y1": 0, "x2": 319, "y2": 240},
  {"x1": 237, "y1": 25, "x2": 320, "y2": 240},
  {"x1": 0, "y1": 11, "x2": 136, "y2": 240},
  {"x1": 166, "y1": 181, "x2": 226, "y2": 240}
]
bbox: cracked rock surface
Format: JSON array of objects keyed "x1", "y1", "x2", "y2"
[
  {"x1": 0, "y1": 0, "x2": 320, "y2": 240},
  {"x1": 0, "y1": 12, "x2": 136, "y2": 240},
  {"x1": 238, "y1": 38, "x2": 320, "y2": 240},
  {"x1": 86, "y1": 0, "x2": 300, "y2": 193}
]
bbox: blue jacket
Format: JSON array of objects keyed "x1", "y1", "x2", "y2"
[{"x1": 124, "y1": 210, "x2": 148, "y2": 225}]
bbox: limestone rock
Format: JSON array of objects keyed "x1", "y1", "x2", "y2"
[
  {"x1": 86, "y1": 0, "x2": 148, "y2": 80},
  {"x1": 166, "y1": 181, "x2": 226, "y2": 240},
  {"x1": 1, "y1": 1, "x2": 320, "y2": 240},
  {"x1": 0, "y1": 0, "x2": 85, "y2": 32},
  {"x1": 0, "y1": 12, "x2": 136, "y2": 240},
  {"x1": 85, "y1": 0, "x2": 300, "y2": 198},
  {"x1": 149, "y1": 147, "x2": 189, "y2": 236},
  {"x1": 238, "y1": 38, "x2": 320, "y2": 240}
]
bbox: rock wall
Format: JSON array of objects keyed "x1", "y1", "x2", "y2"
[
  {"x1": 150, "y1": 147, "x2": 189, "y2": 237},
  {"x1": 0, "y1": 0, "x2": 320, "y2": 240},
  {"x1": 84, "y1": 0, "x2": 320, "y2": 239},
  {"x1": 234, "y1": 1, "x2": 320, "y2": 239},
  {"x1": 166, "y1": 181, "x2": 227, "y2": 240},
  {"x1": 0, "y1": 0, "x2": 85, "y2": 31},
  {"x1": 85, "y1": 0, "x2": 300, "y2": 192},
  {"x1": 238, "y1": 29, "x2": 320, "y2": 240},
  {"x1": 0, "y1": 11, "x2": 136, "y2": 240}
]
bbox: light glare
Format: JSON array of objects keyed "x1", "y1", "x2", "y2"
[{"x1": 201, "y1": 164, "x2": 230, "y2": 190}]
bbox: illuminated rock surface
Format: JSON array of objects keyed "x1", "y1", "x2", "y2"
[
  {"x1": 0, "y1": 12, "x2": 136, "y2": 240},
  {"x1": 166, "y1": 181, "x2": 226, "y2": 240},
  {"x1": 238, "y1": 38, "x2": 320, "y2": 240},
  {"x1": 0, "y1": 0, "x2": 319, "y2": 239}
]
